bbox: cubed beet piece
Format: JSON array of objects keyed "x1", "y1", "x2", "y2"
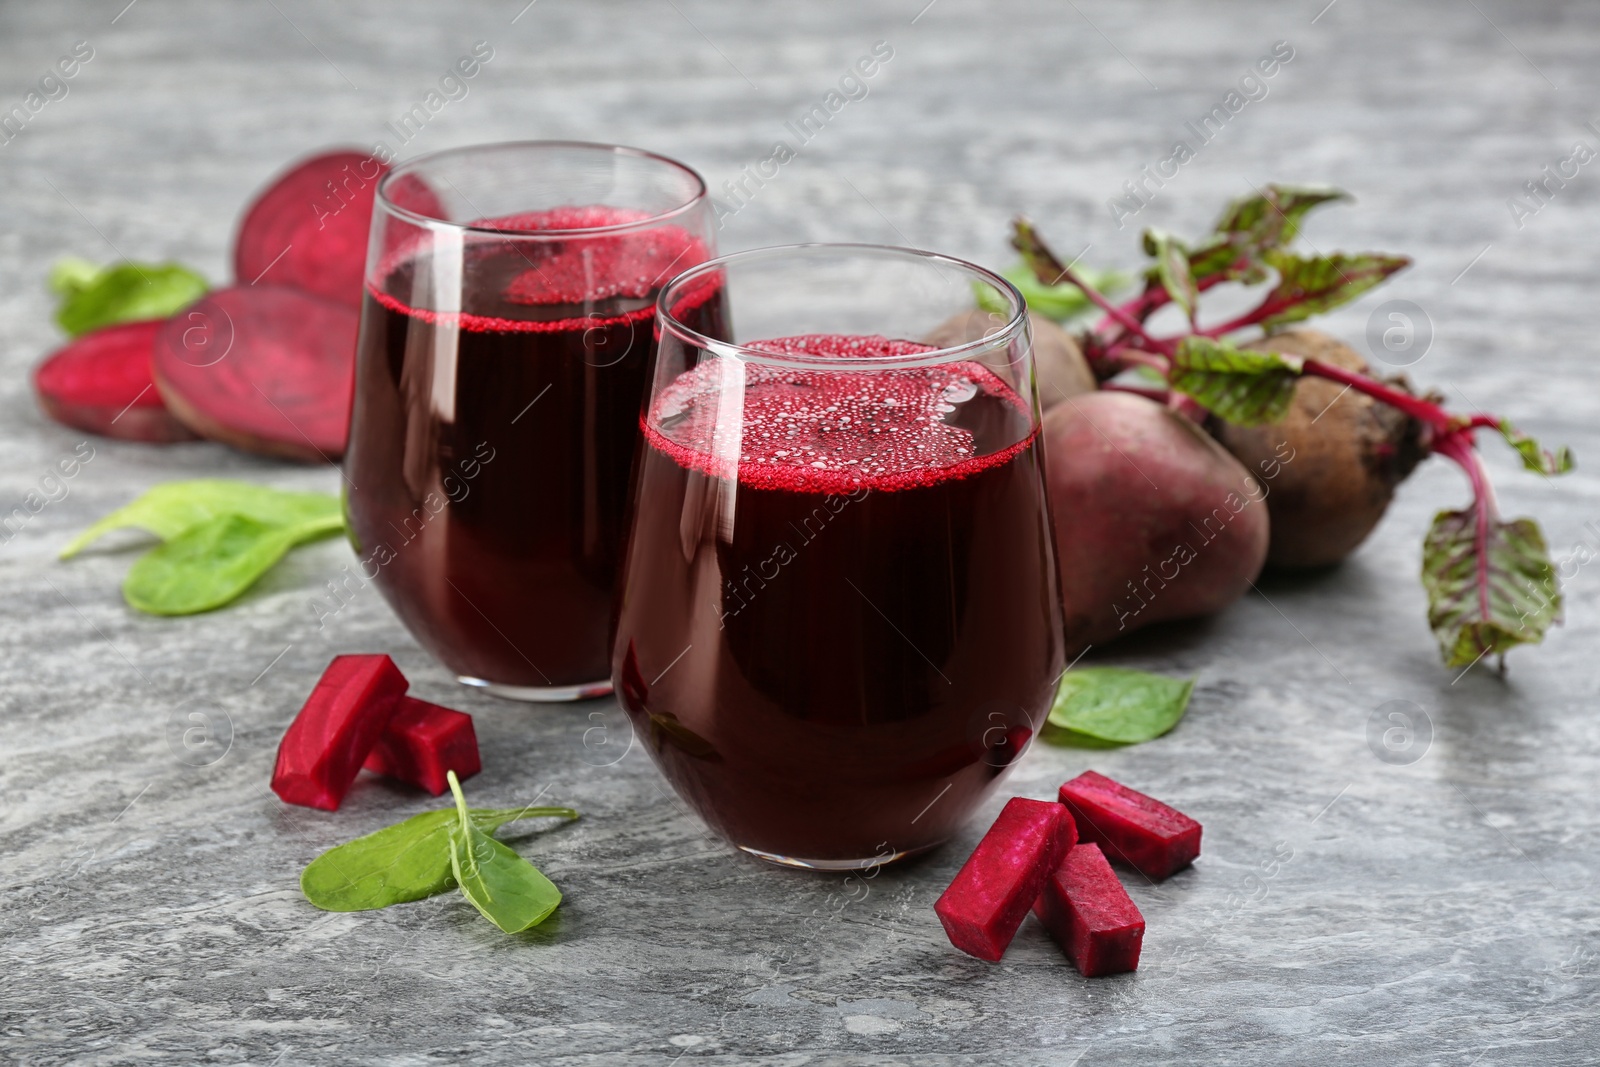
[
  {"x1": 1058, "y1": 770, "x2": 1200, "y2": 880},
  {"x1": 1035, "y1": 843, "x2": 1145, "y2": 977},
  {"x1": 363, "y1": 696, "x2": 480, "y2": 795},
  {"x1": 271, "y1": 655, "x2": 408, "y2": 810},
  {"x1": 934, "y1": 797, "x2": 1078, "y2": 962}
]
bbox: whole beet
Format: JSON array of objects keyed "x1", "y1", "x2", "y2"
[
  {"x1": 1211, "y1": 329, "x2": 1427, "y2": 569},
  {"x1": 924, "y1": 310, "x2": 1096, "y2": 408},
  {"x1": 1043, "y1": 392, "x2": 1270, "y2": 652}
]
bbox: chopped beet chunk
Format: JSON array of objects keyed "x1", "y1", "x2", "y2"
[
  {"x1": 271, "y1": 655, "x2": 407, "y2": 810},
  {"x1": 363, "y1": 696, "x2": 480, "y2": 796},
  {"x1": 1035, "y1": 843, "x2": 1145, "y2": 977},
  {"x1": 934, "y1": 797, "x2": 1078, "y2": 961},
  {"x1": 1058, "y1": 770, "x2": 1201, "y2": 880}
]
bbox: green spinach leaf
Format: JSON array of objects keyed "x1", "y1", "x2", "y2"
[
  {"x1": 122, "y1": 512, "x2": 342, "y2": 615},
  {"x1": 301, "y1": 804, "x2": 579, "y2": 913},
  {"x1": 448, "y1": 771, "x2": 564, "y2": 933},
  {"x1": 51, "y1": 258, "x2": 209, "y2": 337},
  {"x1": 61, "y1": 479, "x2": 343, "y2": 559},
  {"x1": 49, "y1": 257, "x2": 102, "y2": 297},
  {"x1": 1046, "y1": 667, "x2": 1195, "y2": 745},
  {"x1": 62, "y1": 480, "x2": 346, "y2": 616}
]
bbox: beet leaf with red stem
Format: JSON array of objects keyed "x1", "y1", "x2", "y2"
[{"x1": 1010, "y1": 185, "x2": 1573, "y2": 670}]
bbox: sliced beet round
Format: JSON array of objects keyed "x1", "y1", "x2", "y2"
[
  {"x1": 33, "y1": 319, "x2": 199, "y2": 443},
  {"x1": 233, "y1": 148, "x2": 388, "y2": 307},
  {"x1": 152, "y1": 285, "x2": 359, "y2": 463}
]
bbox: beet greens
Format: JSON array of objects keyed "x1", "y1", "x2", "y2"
[{"x1": 1011, "y1": 185, "x2": 1573, "y2": 670}]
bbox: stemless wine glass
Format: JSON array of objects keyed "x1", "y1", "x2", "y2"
[
  {"x1": 343, "y1": 142, "x2": 723, "y2": 701},
  {"x1": 612, "y1": 244, "x2": 1066, "y2": 870}
]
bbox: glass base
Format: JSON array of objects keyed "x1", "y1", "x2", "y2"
[
  {"x1": 738, "y1": 843, "x2": 935, "y2": 872},
  {"x1": 456, "y1": 675, "x2": 613, "y2": 702}
]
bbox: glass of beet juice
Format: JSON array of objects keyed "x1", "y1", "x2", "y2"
[
  {"x1": 344, "y1": 142, "x2": 723, "y2": 701},
  {"x1": 613, "y1": 245, "x2": 1066, "y2": 869}
]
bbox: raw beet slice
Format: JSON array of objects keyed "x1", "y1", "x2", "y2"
[
  {"x1": 33, "y1": 319, "x2": 199, "y2": 443},
  {"x1": 234, "y1": 149, "x2": 387, "y2": 307},
  {"x1": 272, "y1": 655, "x2": 408, "y2": 811},
  {"x1": 152, "y1": 285, "x2": 359, "y2": 462},
  {"x1": 1058, "y1": 770, "x2": 1201, "y2": 880},
  {"x1": 363, "y1": 696, "x2": 481, "y2": 796},
  {"x1": 1034, "y1": 843, "x2": 1145, "y2": 977},
  {"x1": 934, "y1": 797, "x2": 1078, "y2": 962}
]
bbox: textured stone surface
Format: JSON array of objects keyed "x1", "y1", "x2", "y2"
[{"x1": 4, "y1": 1, "x2": 1600, "y2": 1063}]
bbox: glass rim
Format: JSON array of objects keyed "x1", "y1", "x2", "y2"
[
  {"x1": 655, "y1": 243, "x2": 1029, "y2": 370},
  {"x1": 375, "y1": 139, "x2": 710, "y2": 237}
]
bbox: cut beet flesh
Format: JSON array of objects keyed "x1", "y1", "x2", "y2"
[
  {"x1": 233, "y1": 149, "x2": 387, "y2": 307},
  {"x1": 33, "y1": 319, "x2": 199, "y2": 443},
  {"x1": 152, "y1": 285, "x2": 359, "y2": 462},
  {"x1": 272, "y1": 655, "x2": 408, "y2": 811},
  {"x1": 934, "y1": 797, "x2": 1078, "y2": 962},
  {"x1": 1034, "y1": 843, "x2": 1145, "y2": 977},
  {"x1": 1058, "y1": 770, "x2": 1201, "y2": 880},
  {"x1": 363, "y1": 696, "x2": 480, "y2": 796}
]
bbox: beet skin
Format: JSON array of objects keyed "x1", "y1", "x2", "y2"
[{"x1": 1042, "y1": 391, "x2": 1270, "y2": 653}]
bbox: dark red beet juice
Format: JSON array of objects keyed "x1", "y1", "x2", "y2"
[
  {"x1": 612, "y1": 335, "x2": 1065, "y2": 864},
  {"x1": 344, "y1": 208, "x2": 725, "y2": 692}
]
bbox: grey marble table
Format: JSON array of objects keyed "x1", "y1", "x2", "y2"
[{"x1": 4, "y1": 1, "x2": 1599, "y2": 1063}]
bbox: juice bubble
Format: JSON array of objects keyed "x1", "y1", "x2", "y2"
[{"x1": 644, "y1": 334, "x2": 1034, "y2": 493}]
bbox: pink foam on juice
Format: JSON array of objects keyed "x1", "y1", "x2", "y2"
[
  {"x1": 643, "y1": 333, "x2": 1035, "y2": 494},
  {"x1": 368, "y1": 205, "x2": 715, "y2": 333}
]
